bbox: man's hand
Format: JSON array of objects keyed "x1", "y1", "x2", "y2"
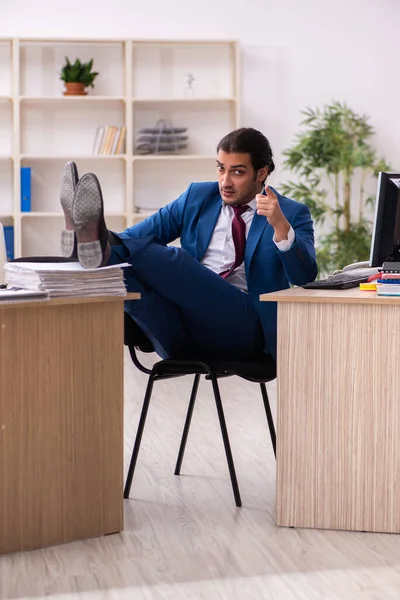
[{"x1": 256, "y1": 186, "x2": 290, "y2": 242}]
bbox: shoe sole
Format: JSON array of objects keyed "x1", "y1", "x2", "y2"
[
  {"x1": 60, "y1": 161, "x2": 79, "y2": 258},
  {"x1": 72, "y1": 173, "x2": 105, "y2": 269},
  {"x1": 61, "y1": 229, "x2": 76, "y2": 258}
]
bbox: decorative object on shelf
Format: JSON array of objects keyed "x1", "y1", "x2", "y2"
[
  {"x1": 184, "y1": 73, "x2": 195, "y2": 98},
  {"x1": 281, "y1": 101, "x2": 391, "y2": 277},
  {"x1": 135, "y1": 119, "x2": 188, "y2": 155},
  {"x1": 60, "y1": 57, "x2": 99, "y2": 96},
  {"x1": 92, "y1": 125, "x2": 126, "y2": 155}
]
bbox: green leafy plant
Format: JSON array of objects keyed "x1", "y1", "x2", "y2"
[
  {"x1": 60, "y1": 57, "x2": 99, "y2": 88},
  {"x1": 281, "y1": 101, "x2": 390, "y2": 276}
]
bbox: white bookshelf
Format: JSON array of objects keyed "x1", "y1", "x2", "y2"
[{"x1": 0, "y1": 37, "x2": 239, "y2": 257}]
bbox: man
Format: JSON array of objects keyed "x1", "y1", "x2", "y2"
[{"x1": 60, "y1": 127, "x2": 317, "y2": 361}]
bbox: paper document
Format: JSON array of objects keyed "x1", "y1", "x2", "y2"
[
  {"x1": 5, "y1": 262, "x2": 130, "y2": 272},
  {"x1": 4, "y1": 262, "x2": 130, "y2": 298}
]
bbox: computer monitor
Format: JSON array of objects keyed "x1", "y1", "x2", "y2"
[{"x1": 369, "y1": 172, "x2": 400, "y2": 267}]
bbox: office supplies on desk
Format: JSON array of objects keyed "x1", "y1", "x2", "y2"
[
  {"x1": 359, "y1": 282, "x2": 378, "y2": 291},
  {"x1": 302, "y1": 267, "x2": 381, "y2": 290},
  {"x1": 0, "y1": 288, "x2": 48, "y2": 301},
  {"x1": 374, "y1": 265, "x2": 400, "y2": 296},
  {"x1": 381, "y1": 261, "x2": 400, "y2": 273}
]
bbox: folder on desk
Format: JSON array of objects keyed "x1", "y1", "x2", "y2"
[{"x1": 0, "y1": 288, "x2": 48, "y2": 301}]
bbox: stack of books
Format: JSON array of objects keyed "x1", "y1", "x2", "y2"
[
  {"x1": 376, "y1": 267, "x2": 400, "y2": 296},
  {"x1": 92, "y1": 126, "x2": 126, "y2": 155},
  {"x1": 4, "y1": 261, "x2": 129, "y2": 298}
]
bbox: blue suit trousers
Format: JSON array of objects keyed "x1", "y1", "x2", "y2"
[{"x1": 108, "y1": 235, "x2": 264, "y2": 360}]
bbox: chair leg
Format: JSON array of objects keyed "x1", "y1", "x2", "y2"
[
  {"x1": 209, "y1": 374, "x2": 242, "y2": 507},
  {"x1": 124, "y1": 375, "x2": 155, "y2": 499},
  {"x1": 260, "y1": 382, "x2": 276, "y2": 458},
  {"x1": 174, "y1": 373, "x2": 201, "y2": 476}
]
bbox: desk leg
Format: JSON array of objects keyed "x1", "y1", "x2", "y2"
[
  {"x1": 0, "y1": 301, "x2": 124, "y2": 554},
  {"x1": 276, "y1": 301, "x2": 400, "y2": 533}
]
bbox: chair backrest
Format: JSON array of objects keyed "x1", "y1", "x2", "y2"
[
  {"x1": 124, "y1": 312, "x2": 154, "y2": 375},
  {"x1": 124, "y1": 312, "x2": 154, "y2": 352}
]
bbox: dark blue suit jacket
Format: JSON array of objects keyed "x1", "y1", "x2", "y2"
[{"x1": 119, "y1": 181, "x2": 318, "y2": 359}]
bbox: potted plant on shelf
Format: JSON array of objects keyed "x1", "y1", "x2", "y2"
[
  {"x1": 281, "y1": 101, "x2": 390, "y2": 276},
  {"x1": 60, "y1": 57, "x2": 99, "y2": 96}
]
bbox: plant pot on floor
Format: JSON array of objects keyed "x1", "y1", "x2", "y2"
[{"x1": 63, "y1": 82, "x2": 87, "y2": 96}]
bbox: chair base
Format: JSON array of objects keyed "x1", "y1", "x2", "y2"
[{"x1": 124, "y1": 355, "x2": 277, "y2": 508}]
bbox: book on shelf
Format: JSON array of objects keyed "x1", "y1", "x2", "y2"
[
  {"x1": 115, "y1": 126, "x2": 126, "y2": 154},
  {"x1": 92, "y1": 125, "x2": 126, "y2": 155},
  {"x1": 20, "y1": 167, "x2": 31, "y2": 212},
  {"x1": 3, "y1": 225, "x2": 14, "y2": 260}
]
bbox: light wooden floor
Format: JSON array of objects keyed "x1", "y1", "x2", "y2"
[{"x1": 1, "y1": 349, "x2": 400, "y2": 600}]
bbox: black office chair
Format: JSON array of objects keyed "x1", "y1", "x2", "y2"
[{"x1": 123, "y1": 313, "x2": 277, "y2": 507}]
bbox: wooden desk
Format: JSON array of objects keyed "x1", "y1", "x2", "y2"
[
  {"x1": 0, "y1": 293, "x2": 139, "y2": 555},
  {"x1": 261, "y1": 287, "x2": 400, "y2": 533}
]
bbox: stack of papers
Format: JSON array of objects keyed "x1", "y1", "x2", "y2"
[{"x1": 4, "y1": 262, "x2": 130, "y2": 298}]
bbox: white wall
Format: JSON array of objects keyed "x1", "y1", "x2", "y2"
[{"x1": 1, "y1": 0, "x2": 399, "y2": 189}]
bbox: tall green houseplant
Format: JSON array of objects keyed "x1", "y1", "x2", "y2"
[{"x1": 281, "y1": 101, "x2": 390, "y2": 276}]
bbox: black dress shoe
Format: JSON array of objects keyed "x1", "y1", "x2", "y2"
[
  {"x1": 72, "y1": 173, "x2": 110, "y2": 269},
  {"x1": 60, "y1": 161, "x2": 79, "y2": 258}
]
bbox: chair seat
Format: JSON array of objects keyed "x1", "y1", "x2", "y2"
[
  {"x1": 151, "y1": 354, "x2": 276, "y2": 383},
  {"x1": 207, "y1": 355, "x2": 276, "y2": 382},
  {"x1": 124, "y1": 312, "x2": 276, "y2": 382}
]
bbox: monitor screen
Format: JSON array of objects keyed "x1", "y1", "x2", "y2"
[{"x1": 369, "y1": 172, "x2": 400, "y2": 267}]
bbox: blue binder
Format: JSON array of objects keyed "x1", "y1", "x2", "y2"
[
  {"x1": 21, "y1": 166, "x2": 31, "y2": 212},
  {"x1": 3, "y1": 226, "x2": 14, "y2": 260}
]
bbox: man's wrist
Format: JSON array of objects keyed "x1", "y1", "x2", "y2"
[{"x1": 273, "y1": 221, "x2": 290, "y2": 242}]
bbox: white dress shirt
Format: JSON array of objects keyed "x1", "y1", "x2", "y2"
[{"x1": 200, "y1": 199, "x2": 295, "y2": 292}]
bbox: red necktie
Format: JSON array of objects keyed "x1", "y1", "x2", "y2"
[{"x1": 220, "y1": 205, "x2": 249, "y2": 279}]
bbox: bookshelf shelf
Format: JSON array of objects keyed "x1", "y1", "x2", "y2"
[
  {"x1": 21, "y1": 154, "x2": 127, "y2": 161},
  {"x1": 20, "y1": 211, "x2": 127, "y2": 218},
  {"x1": 133, "y1": 154, "x2": 216, "y2": 161},
  {"x1": 132, "y1": 97, "x2": 237, "y2": 103},
  {"x1": 20, "y1": 96, "x2": 127, "y2": 103},
  {"x1": 20, "y1": 212, "x2": 67, "y2": 218},
  {"x1": 20, "y1": 38, "x2": 126, "y2": 46},
  {"x1": 133, "y1": 209, "x2": 160, "y2": 217},
  {"x1": 0, "y1": 37, "x2": 239, "y2": 257}
]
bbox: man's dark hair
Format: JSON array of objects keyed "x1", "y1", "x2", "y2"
[{"x1": 217, "y1": 127, "x2": 275, "y2": 175}]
